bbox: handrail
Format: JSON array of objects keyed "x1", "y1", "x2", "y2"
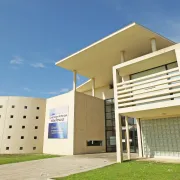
[
  {"x1": 117, "y1": 75, "x2": 180, "y2": 95},
  {"x1": 117, "y1": 82, "x2": 180, "y2": 99},
  {"x1": 117, "y1": 67, "x2": 179, "y2": 86},
  {"x1": 118, "y1": 88, "x2": 180, "y2": 103},
  {"x1": 117, "y1": 71, "x2": 180, "y2": 91},
  {"x1": 118, "y1": 93, "x2": 180, "y2": 107}
]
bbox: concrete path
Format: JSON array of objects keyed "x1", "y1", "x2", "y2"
[{"x1": 0, "y1": 153, "x2": 117, "y2": 180}]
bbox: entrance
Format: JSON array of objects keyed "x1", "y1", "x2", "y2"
[{"x1": 105, "y1": 99, "x2": 138, "y2": 153}]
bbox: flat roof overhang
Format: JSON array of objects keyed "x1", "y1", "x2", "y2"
[
  {"x1": 56, "y1": 22, "x2": 175, "y2": 91},
  {"x1": 115, "y1": 44, "x2": 179, "y2": 77}
]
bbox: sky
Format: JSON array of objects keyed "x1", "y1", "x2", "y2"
[{"x1": 0, "y1": 0, "x2": 179, "y2": 98}]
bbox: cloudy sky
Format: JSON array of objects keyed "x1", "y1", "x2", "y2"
[{"x1": 0, "y1": 0, "x2": 179, "y2": 98}]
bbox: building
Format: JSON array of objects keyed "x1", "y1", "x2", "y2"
[{"x1": 0, "y1": 22, "x2": 180, "y2": 162}]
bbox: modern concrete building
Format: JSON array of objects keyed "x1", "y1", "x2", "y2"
[{"x1": 1, "y1": 22, "x2": 180, "y2": 162}]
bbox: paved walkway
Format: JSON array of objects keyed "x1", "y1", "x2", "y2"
[{"x1": 0, "y1": 153, "x2": 117, "y2": 180}]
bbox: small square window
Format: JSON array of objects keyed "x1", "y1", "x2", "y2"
[
  {"x1": 37, "y1": 107, "x2": 40, "y2": 110},
  {"x1": 6, "y1": 147, "x2": 9, "y2": 150},
  {"x1": 33, "y1": 147, "x2": 36, "y2": 150},
  {"x1": 36, "y1": 116, "x2": 39, "y2": 119},
  {"x1": 23, "y1": 116, "x2": 26, "y2": 119},
  {"x1": 7, "y1": 136, "x2": 11, "y2": 139},
  {"x1": 12, "y1": 105, "x2": 15, "y2": 108},
  {"x1": 20, "y1": 147, "x2": 23, "y2": 150},
  {"x1": 34, "y1": 136, "x2": 37, "y2": 139},
  {"x1": 22, "y1": 126, "x2": 25, "y2": 129},
  {"x1": 24, "y1": 106, "x2": 27, "y2": 109},
  {"x1": 35, "y1": 126, "x2": 38, "y2": 129},
  {"x1": 10, "y1": 115, "x2": 13, "y2": 118},
  {"x1": 0, "y1": 105, "x2": 3, "y2": 108},
  {"x1": 9, "y1": 125, "x2": 12, "y2": 128},
  {"x1": 21, "y1": 136, "x2": 24, "y2": 139}
]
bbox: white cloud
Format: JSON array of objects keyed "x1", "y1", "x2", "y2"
[
  {"x1": 10, "y1": 56, "x2": 24, "y2": 65},
  {"x1": 30, "y1": 63, "x2": 45, "y2": 68},
  {"x1": 44, "y1": 88, "x2": 69, "y2": 95},
  {"x1": 23, "y1": 87, "x2": 31, "y2": 92}
]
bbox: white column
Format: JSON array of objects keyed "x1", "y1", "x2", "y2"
[
  {"x1": 91, "y1": 78, "x2": 95, "y2": 97},
  {"x1": 113, "y1": 67, "x2": 123, "y2": 163},
  {"x1": 151, "y1": 38, "x2": 157, "y2": 52},
  {"x1": 125, "y1": 116, "x2": 130, "y2": 160},
  {"x1": 120, "y1": 51, "x2": 125, "y2": 63},
  {"x1": 73, "y1": 70, "x2": 77, "y2": 91},
  {"x1": 136, "y1": 118, "x2": 143, "y2": 157}
]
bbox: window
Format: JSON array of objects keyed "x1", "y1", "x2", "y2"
[
  {"x1": 10, "y1": 115, "x2": 13, "y2": 118},
  {"x1": 36, "y1": 116, "x2": 39, "y2": 119},
  {"x1": 23, "y1": 116, "x2": 26, "y2": 119},
  {"x1": 35, "y1": 126, "x2": 38, "y2": 129},
  {"x1": 37, "y1": 107, "x2": 40, "y2": 110},
  {"x1": 0, "y1": 105, "x2": 3, "y2": 108},
  {"x1": 22, "y1": 126, "x2": 25, "y2": 129},
  {"x1": 12, "y1": 105, "x2": 15, "y2": 108},
  {"x1": 21, "y1": 136, "x2": 24, "y2": 139},
  {"x1": 0, "y1": 115, "x2": 1, "y2": 118},
  {"x1": 9, "y1": 125, "x2": 12, "y2": 128},
  {"x1": 20, "y1": 147, "x2": 23, "y2": 150},
  {"x1": 6, "y1": 147, "x2": 9, "y2": 150},
  {"x1": 87, "y1": 140, "x2": 103, "y2": 146},
  {"x1": 7, "y1": 136, "x2": 11, "y2": 139},
  {"x1": 24, "y1": 106, "x2": 27, "y2": 109},
  {"x1": 34, "y1": 136, "x2": 37, "y2": 139},
  {"x1": 33, "y1": 147, "x2": 36, "y2": 150}
]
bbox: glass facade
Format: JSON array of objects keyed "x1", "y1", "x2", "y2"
[{"x1": 104, "y1": 98, "x2": 138, "y2": 153}]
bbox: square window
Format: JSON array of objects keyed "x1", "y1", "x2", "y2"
[
  {"x1": 24, "y1": 106, "x2": 27, "y2": 109},
  {"x1": 33, "y1": 147, "x2": 36, "y2": 150},
  {"x1": 6, "y1": 147, "x2": 9, "y2": 150},
  {"x1": 35, "y1": 126, "x2": 38, "y2": 129},
  {"x1": 10, "y1": 115, "x2": 13, "y2": 118},
  {"x1": 19, "y1": 147, "x2": 23, "y2": 150},
  {"x1": 36, "y1": 116, "x2": 39, "y2": 119},
  {"x1": 21, "y1": 136, "x2": 24, "y2": 139},
  {"x1": 37, "y1": 107, "x2": 40, "y2": 110},
  {"x1": 0, "y1": 105, "x2": 3, "y2": 108},
  {"x1": 12, "y1": 105, "x2": 15, "y2": 108},
  {"x1": 9, "y1": 125, "x2": 12, "y2": 128},
  {"x1": 34, "y1": 136, "x2": 37, "y2": 139},
  {"x1": 23, "y1": 116, "x2": 26, "y2": 119},
  {"x1": 7, "y1": 136, "x2": 11, "y2": 139},
  {"x1": 22, "y1": 126, "x2": 25, "y2": 129}
]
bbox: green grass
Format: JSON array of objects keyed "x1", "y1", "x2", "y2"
[
  {"x1": 54, "y1": 161, "x2": 180, "y2": 180},
  {"x1": 0, "y1": 154, "x2": 59, "y2": 165}
]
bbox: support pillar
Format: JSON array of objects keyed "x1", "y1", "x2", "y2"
[
  {"x1": 73, "y1": 70, "x2": 77, "y2": 91},
  {"x1": 113, "y1": 67, "x2": 123, "y2": 162},
  {"x1": 120, "y1": 51, "x2": 125, "y2": 63},
  {"x1": 91, "y1": 78, "x2": 95, "y2": 97},
  {"x1": 136, "y1": 118, "x2": 143, "y2": 158},
  {"x1": 151, "y1": 38, "x2": 157, "y2": 52},
  {"x1": 125, "y1": 116, "x2": 130, "y2": 160}
]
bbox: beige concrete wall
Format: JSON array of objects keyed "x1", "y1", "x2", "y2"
[
  {"x1": 43, "y1": 91, "x2": 75, "y2": 155},
  {"x1": 74, "y1": 92, "x2": 106, "y2": 154},
  {"x1": 0, "y1": 96, "x2": 46, "y2": 154},
  {"x1": 83, "y1": 85, "x2": 114, "y2": 100}
]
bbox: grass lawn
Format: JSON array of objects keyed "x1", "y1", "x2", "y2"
[
  {"x1": 54, "y1": 161, "x2": 180, "y2": 180},
  {"x1": 0, "y1": 154, "x2": 59, "y2": 165}
]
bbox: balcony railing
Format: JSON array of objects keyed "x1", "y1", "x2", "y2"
[{"x1": 117, "y1": 67, "x2": 180, "y2": 109}]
